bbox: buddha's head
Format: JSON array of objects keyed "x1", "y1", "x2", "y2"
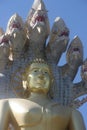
[{"x1": 23, "y1": 59, "x2": 53, "y2": 95}]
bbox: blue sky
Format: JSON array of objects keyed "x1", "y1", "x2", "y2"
[{"x1": 0, "y1": 0, "x2": 87, "y2": 129}]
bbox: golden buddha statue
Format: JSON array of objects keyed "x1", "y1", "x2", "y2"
[{"x1": 0, "y1": 59, "x2": 86, "y2": 130}]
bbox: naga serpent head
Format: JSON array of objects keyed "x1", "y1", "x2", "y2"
[
  {"x1": 48, "y1": 17, "x2": 69, "y2": 53},
  {"x1": 66, "y1": 36, "x2": 83, "y2": 67},
  {"x1": 6, "y1": 13, "x2": 27, "y2": 54},
  {"x1": 6, "y1": 13, "x2": 26, "y2": 35},
  {"x1": 26, "y1": 0, "x2": 50, "y2": 39}
]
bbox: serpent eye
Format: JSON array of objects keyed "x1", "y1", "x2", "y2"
[{"x1": 73, "y1": 48, "x2": 79, "y2": 52}]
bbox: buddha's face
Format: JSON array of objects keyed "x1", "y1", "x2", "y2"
[{"x1": 27, "y1": 63, "x2": 52, "y2": 94}]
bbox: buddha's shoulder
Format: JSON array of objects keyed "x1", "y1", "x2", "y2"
[
  {"x1": 46, "y1": 101, "x2": 73, "y2": 115},
  {"x1": 8, "y1": 98, "x2": 40, "y2": 108},
  {"x1": 0, "y1": 98, "x2": 39, "y2": 108}
]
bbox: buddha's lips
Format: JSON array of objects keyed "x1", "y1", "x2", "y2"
[
  {"x1": 0, "y1": 38, "x2": 8, "y2": 44},
  {"x1": 59, "y1": 31, "x2": 69, "y2": 37},
  {"x1": 35, "y1": 16, "x2": 45, "y2": 22}
]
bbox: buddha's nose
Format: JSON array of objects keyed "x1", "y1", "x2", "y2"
[{"x1": 38, "y1": 72, "x2": 44, "y2": 79}]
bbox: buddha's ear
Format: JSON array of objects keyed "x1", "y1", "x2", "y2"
[
  {"x1": 22, "y1": 80, "x2": 27, "y2": 90},
  {"x1": 52, "y1": 78, "x2": 54, "y2": 83},
  {"x1": 22, "y1": 71, "x2": 27, "y2": 90},
  {"x1": 51, "y1": 77, "x2": 54, "y2": 85}
]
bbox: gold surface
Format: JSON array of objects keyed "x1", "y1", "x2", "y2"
[{"x1": 0, "y1": 62, "x2": 86, "y2": 130}]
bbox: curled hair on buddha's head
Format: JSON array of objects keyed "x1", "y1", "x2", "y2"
[
  {"x1": 22, "y1": 58, "x2": 54, "y2": 98},
  {"x1": 30, "y1": 58, "x2": 48, "y2": 64}
]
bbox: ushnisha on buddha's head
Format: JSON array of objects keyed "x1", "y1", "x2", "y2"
[{"x1": 22, "y1": 58, "x2": 54, "y2": 95}]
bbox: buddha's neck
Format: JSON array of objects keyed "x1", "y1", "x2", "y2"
[{"x1": 28, "y1": 92, "x2": 50, "y2": 106}]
